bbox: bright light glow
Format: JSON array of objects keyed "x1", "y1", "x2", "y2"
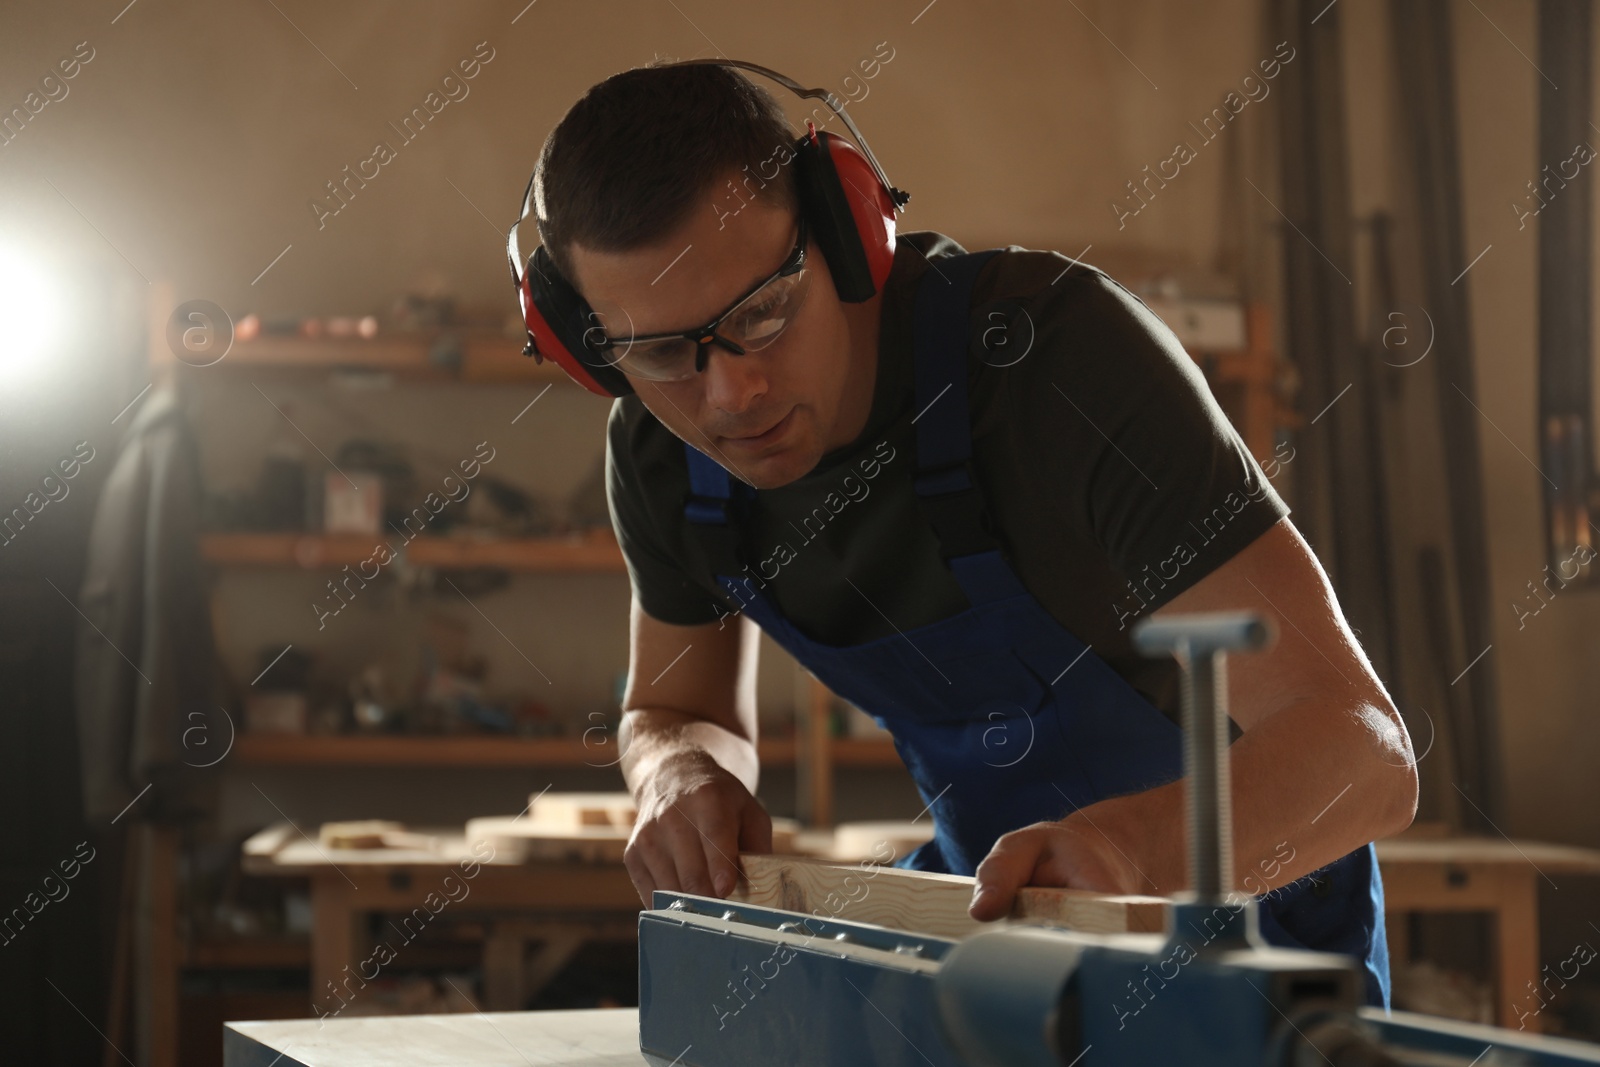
[{"x1": 0, "y1": 246, "x2": 62, "y2": 383}]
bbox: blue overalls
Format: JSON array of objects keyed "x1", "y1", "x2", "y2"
[{"x1": 678, "y1": 249, "x2": 1390, "y2": 1008}]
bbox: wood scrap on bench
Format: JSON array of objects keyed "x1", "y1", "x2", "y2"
[
  {"x1": 466, "y1": 797, "x2": 803, "y2": 864},
  {"x1": 316, "y1": 819, "x2": 441, "y2": 851},
  {"x1": 466, "y1": 815, "x2": 629, "y2": 864},
  {"x1": 527, "y1": 792, "x2": 638, "y2": 832}
]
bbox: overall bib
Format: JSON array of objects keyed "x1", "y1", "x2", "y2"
[{"x1": 679, "y1": 249, "x2": 1390, "y2": 1008}]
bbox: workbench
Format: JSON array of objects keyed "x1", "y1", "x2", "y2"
[
  {"x1": 225, "y1": 1008, "x2": 645, "y2": 1066},
  {"x1": 242, "y1": 826, "x2": 641, "y2": 1011},
  {"x1": 240, "y1": 823, "x2": 1600, "y2": 1036},
  {"x1": 1374, "y1": 835, "x2": 1600, "y2": 1032}
]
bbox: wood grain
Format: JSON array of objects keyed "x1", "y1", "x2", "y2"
[{"x1": 731, "y1": 853, "x2": 1168, "y2": 940}]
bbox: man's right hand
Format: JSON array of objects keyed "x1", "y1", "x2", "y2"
[
  {"x1": 624, "y1": 747, "x2": 773, "y2": 906},
  {"x1": 617, "y1": 598, "x2": 768, "y2": 907}
]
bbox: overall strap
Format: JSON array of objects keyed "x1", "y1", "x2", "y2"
[
  {"x1": 680, "y1": 247, "x2": 1023, "y2": 608},
  {"x1": 911, "y1": 249, "x2": 1028, "y2": 606},
  {"x1": 682, "y1": 442, "x2": 749, "y2": 609}
]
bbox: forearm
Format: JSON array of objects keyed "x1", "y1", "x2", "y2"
[
  {"x1": 618, "y1": 707, "x2": 761, "y2": 797},
  {"x1": 1082, "y1": 695, "x2": 1417, "y2": 897}
]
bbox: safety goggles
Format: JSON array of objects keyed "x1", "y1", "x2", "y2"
[{"x1": 584, "y1": 212, "x2": 812, "y2": 383}]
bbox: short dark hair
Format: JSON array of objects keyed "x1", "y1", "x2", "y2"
[{"x1": 532, "y1": 60, "x2": 800, "y2": 287}]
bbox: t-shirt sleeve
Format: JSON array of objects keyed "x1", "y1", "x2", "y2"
[
  {"x1": 1013, "y1": 267, "x2": 1289, "y2": 613},
  {"x1": 604, "y1": 399, "x2": 726, "y2": 627}
]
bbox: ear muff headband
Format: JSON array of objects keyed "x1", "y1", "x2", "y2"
[{"x1": 506, "y1": 59, "x2": 911, "y2": 399}]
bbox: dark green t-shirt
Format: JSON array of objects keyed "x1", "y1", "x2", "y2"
[{"x1": 604, "y1": 230, "x2": 1289, "y2": 724}]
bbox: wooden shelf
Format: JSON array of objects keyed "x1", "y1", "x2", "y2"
[
  {"x1": 184, "y1": 937, "x2": 310, "y2": 970},
  {"x1": 231, "y1": 733, "x2": 899, "y2": 769},
  {"x1": 830, "y1": 736, "x2": 904, "y2": 767},
  {"x1": 204, "y1": 333, "x2": 565, "y2": 384},
  {"x1": 201, "y1": 531, "x2": 625, "y2": 572},
  {"x1": 236, "y1": 734, "x2": 640, "y2": 767}
]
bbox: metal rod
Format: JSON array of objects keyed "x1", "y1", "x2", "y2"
[
  {"x1": 1187, "y1": 646, "x2": 1230, "y2": 905},
  {"x1": 1133, "y1": 612, "x2": 1271, "y2": 910}
]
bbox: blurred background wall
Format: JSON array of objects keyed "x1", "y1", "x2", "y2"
[{"x1": 1, "y1": 0, "x2": 1597, "y2": 1058}]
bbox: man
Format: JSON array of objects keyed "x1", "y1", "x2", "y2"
[{"x1": 522, "y1": 61, "x2": 1416, "y2": 1007}]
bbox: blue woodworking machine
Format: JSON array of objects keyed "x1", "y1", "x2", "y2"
[{"x1": 637, "y1": 613, "x2": 1600, "y2": 1066}]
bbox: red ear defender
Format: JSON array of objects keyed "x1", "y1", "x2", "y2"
[
  {"x1": 517, "y1": 244, "x2": 632, "y2": 398},
  {"x1": 507, "y1": 60, "x2": 909, "y2": 399},
  {"x1": 798, "y1": 127, "x2": 898, "y2": 301}
]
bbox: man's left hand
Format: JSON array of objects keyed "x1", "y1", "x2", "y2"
[{"x1": 969, "y1": 812, "x2": 1151, "y2": 922}]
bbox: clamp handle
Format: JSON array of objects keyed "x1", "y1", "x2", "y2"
[{"x1": 1133, "y1": 612, "x2": 1274, "y2": 913}]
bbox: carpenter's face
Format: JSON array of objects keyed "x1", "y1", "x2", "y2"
[{"x1": 568, "y1": 172, "x2": 873, "y2": 489}]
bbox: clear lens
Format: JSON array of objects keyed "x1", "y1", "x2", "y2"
[
  {"x1": 604, "y1": 264, "x2": 811, "y2": 383},
  {"x1": 727, "y1": 269, "x2": 810, "y2": 351},
  {"x1": 611, "y1": 335, "x2": 698, "y2": 380}
]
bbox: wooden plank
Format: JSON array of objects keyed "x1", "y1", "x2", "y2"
[{"x1": 732, "y1": 853, "x2": 1167, "y2": 940}]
